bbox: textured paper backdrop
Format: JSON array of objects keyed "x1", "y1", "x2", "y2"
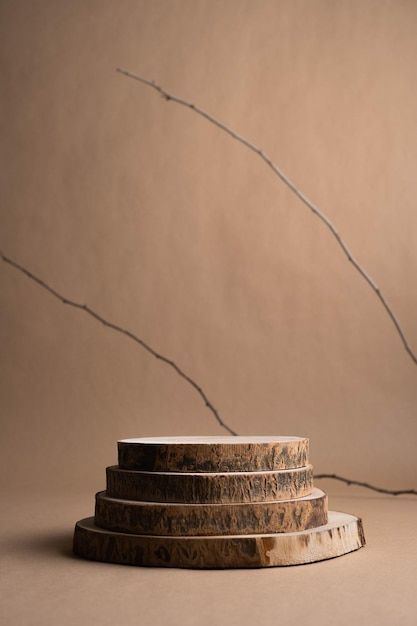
[{"x1": 1, "y1": 0, "x2": 417, "y2": 495}]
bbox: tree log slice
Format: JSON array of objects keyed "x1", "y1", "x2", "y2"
[
  {"x1": 95, "y1": 488, "x2": 327, "y2": 536},
  {"x1": 73, "y1": 511, "x2": 365, "y2": 568},
  {"x1": 117, "y1": 436, "x2": 309, "y2": 472},
  {"x1": 106, "y1": 465, "x2": 314, "y2": 503}
]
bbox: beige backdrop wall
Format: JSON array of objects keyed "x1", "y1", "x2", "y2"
[{"x1": 1, "y1": 0, "x2": 416, "y2": 495}]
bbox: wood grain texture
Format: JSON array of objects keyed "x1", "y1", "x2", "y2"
[
  {"x1": 106, "y1": 465, "x2": 314, "y2": 503},
  {"x1": 73, "y1": 511, "x2": 365, "y2": 568},
  {"x1": 118, "y1": 436, "x2": 309, "y2": 472},
  {"x1": 94, "y1": 488, "x2": 327, "y2": 536}
]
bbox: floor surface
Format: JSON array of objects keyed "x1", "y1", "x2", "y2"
[{"x1": 1, "y1": 486, "x2": 416, "y2": 626}]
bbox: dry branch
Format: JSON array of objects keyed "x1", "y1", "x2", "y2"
[
  {"x1": 0, "y1": 250, "x2": 236, "y2": 435},
  {"x1": 116, "y1": 67, "x2": 417, "y2": 368},
  {"x1": 314, "y1": 473, "x2": 417, "y2": 496}
]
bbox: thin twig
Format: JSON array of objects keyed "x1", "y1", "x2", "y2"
[
  {"x1": 0, "y1": 250, "x2": 237, "y2": 435},
  {"x1": 315, "y1": 474, "x2": 417, "y2": 496},
  {"x1": 117, "y1": 67, "x2": 417, "y2": 368}
]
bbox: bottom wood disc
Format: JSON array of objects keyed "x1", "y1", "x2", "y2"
[{"x1": 73, "y1": 511, "x2": 365, "y2": 569}]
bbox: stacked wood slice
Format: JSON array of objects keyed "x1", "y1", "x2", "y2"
[{"x1": 73, "y1": 436, "x2": 365, "y2": 568}]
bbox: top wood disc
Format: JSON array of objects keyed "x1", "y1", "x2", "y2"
[{"x1": 118, "y1": 436, "x2": 309, "y2": 472}]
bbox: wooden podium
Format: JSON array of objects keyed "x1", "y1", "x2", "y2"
[{"x1": 73, "y1": 436, "x2": 365, "y2": 568}]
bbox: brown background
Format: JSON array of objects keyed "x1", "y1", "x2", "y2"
[
  {"x1": 1, "y1": 2, "x2": 417, "y2": 624},
  {"x1": 1, "y1": 0, "x2": 416, "y2": 492}
]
